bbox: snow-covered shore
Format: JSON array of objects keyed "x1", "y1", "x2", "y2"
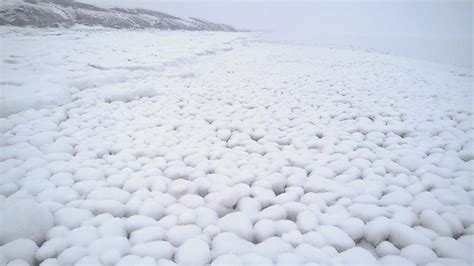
[{"x1": 0, "y1": 28, "x2": 473, "y2": 265}]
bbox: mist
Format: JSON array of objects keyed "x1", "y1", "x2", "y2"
[{"x1": 78, "y1": 0, "x2": 473, "y2": 68}]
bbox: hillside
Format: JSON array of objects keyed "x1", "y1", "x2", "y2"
[{"x1": 0, "y1": 0, "x2": 237, "y2": 31}]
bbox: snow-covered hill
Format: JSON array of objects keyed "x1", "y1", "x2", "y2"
[{"x1": 0, "y1": 0, "x2": 237, "y2": 31}]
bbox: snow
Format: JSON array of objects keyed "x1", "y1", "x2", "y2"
[{"x1": 1, "y1": 26, "x2": 473, "y2": 265}]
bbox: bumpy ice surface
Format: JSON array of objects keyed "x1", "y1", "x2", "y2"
[{"x1": 0, "y1": 27, "x2": 473, "y2": 265}]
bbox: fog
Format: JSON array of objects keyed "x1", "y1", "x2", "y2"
[{"x1": 79, "y1": 0, "x2": 472, "y2": 68}]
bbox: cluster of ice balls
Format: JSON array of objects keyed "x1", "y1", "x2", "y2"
[{"x1": 1, "y1": 33, "x2": 474, "y2": 265}]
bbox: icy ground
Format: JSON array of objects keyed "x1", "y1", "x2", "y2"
[{"x1": 0, "y1": 27, "x2": 473, "y2": 265}]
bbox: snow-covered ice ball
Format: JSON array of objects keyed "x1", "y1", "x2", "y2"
[
  {"x1": 318, "y1": 225, "x2": 355, "y2": 252},
  {"x1": 57, "y1": 246, "x2": 88, "y2": 265},
  {"x1": 420, "y1": 210, "x2": 453, "y2": 237},
  {"x1": 389, "y1": 223, "x2": 432, "y2": 248},
  {"x1": 130, "y1": 241, "x2": 174, "y2": 261},
  {"x1": 258, "y1": 204, "x2": 287, "y2": 221},
  {"x1": 166, "y1": 225, "x2": 202, "y2": 246},
  {"x1": 100, "y1": 249, "x2": 122, "y2": 265},
  {"x1": 399, "y1": 244, "x2": 438, "y2": 265},
  {"x1": 130, "y1": 226, "x2": 166, "y2": 245},
  {"x1": 88, "y1": 236, "x2": 130, "y2": 257},
  {"x1": 138, "y1": 199, "x2": 165, "y2": 219},
  {"x1": 254, "y1": 237, "x2": 293, "y2": 259},
  {"x1": 49, "y1": 173, "x2": 75, "y2": 187},
  {"x1": 76, "y1": 256, "x2": 102, "y2": 266},
  {"x1": 276, "y1": 252, "x2": 303, "y2": 265},
  {"x1": 337, "y1": 247, "x2": 377, "y2": 264},
  {"x1": 397, "y1": 154, "x2": 425, "y2": 172},
  {"x1": 211, "y1": 232, "x2": 254, "y2": 258},
  {"x1": 7, "y1": 259, "x2": 31, "y2": 266},
  {"x1": 380, "y1": 190, "x2": 413, "y2": 206},
  {"x1": 54, "y1": 207, "x2": 93, "y2": 229},
  {"x1": 338, "y1": 217, "x2": 365, "y2": 242},
  {"x1": 123, "y1": 178, "x2": 149, "y2": 193},
  {"x1": 375, "y1": 241, "x2": 400, "y2": 257},
  {"x1": 217, "y1": 211, "x2": 253, "y2": 241},
  {"x1": 364, "y1": 216, "x2": 391, "y2": 246},
  {"x1": 175, "y1": 238, "x2": 211, "y2": 265},
  {"x1": 80, "y1": 200, "x2": 126, "y2": 217},
  {"x1": 98, "y1": 218, "x2": 126, "y2": 237},
  {"x1": 37, "y1": 186, "x2": 79, "y2": 204},
  {"x1": 212, "y1": 254, "x2": 243, "y2": 265},
  {"x1": 41, "y1": 142, "x2": 74, "y2": 155},
  {"x1": 178, "y1": 209, "x2": 196, "y2": 225},
  {"x1": 194, "y1": 207, "x2": 218, "y2": 228},
  {"x1": 433, "y1": 237, "x2": 472, "y2": 262},
  {"x1": 87, "y1": 187, "x2": 131, "y2": 204},
  {"x1": 74, "y1": 167, "x2": 105, "y2": 181},
  {"x1": 0, "y1": 239, "x2": 38, "y2": 265},
  {"x1": 379, "y1": 255, "x2": 416, "y2": 266},
  {"x1": 35, "y1": 237, "x2": 68, "y2": 261},
  {"x1": 0, "y1": 199, "x2": 53, "y2": 245},
  {"x1": 72, "y1": 180, "x2": 105, "y2": 196},
  {"x1": 239, "y1": 253, "x2": 271, "y2": 265},
  {"x1": 237, "y1": 197, "x2": 262, "y2": 215},
  {"x1": 254, "y1": 219, "x2": 276, "y2": 242},
  {"x1": 157, "y1": 215, "x2": 178, "y2": 230},
  {"x1": 179, "y1": 194, "x2": 205, "y2": 208},
  {"x1": 67, "y1": 225, "x2": 98, "y2": 247},
  {"x1": 45, "y1": 226, "x2": 69, "y2": 240},
  {"x1": 296, "y1": 210, "x2": 318, "y2": 233},
  {"x1": 348, "y1": 203, "x2": 389, "y2": 222},
  {"x1": 281, "y1": 229, "x2": 303, "y2": 246}
]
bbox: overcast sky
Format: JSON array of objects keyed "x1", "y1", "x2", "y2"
[
  {"x1": 78, "y1": 0, "x2": 472, "y2": 34},
  {"x1": 77, "y1": 0, "x2": 472, "y2": 67}
]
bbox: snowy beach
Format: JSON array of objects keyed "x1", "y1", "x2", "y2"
[{"x1": 0, "y1": 27, "x2": 473, "y2": 265}]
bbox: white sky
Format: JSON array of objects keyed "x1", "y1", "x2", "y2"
[{"x1": 78, "y1": 0, "x2": 472, "y2": 34}]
